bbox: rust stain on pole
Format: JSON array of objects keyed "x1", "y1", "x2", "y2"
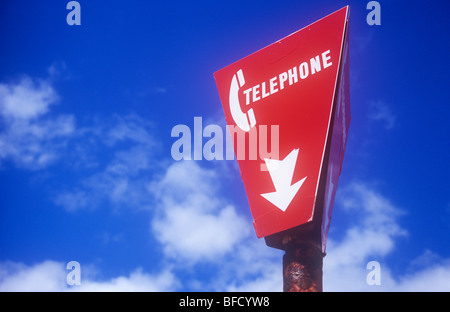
[{"x1": 282, "y1": 235, "x2": 324, "y2": 292}]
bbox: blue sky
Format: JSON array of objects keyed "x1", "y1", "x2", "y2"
[{"x1": 0, "y1": 0, "x2": 449, "y2": 291}]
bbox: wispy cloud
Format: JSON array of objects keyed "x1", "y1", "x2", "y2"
[
  {"x1": 368, "y1": 100, "x2": 396, "y2": 130},
  {"x1": 0, "y1": 75, "x2": 75, "y2": 169},
  {"x1": 0, "y1": 71, "x2": 160, "y2": 213},
  {"x1": 54, "y1": 113, "x2": 159, "y2": 212}
]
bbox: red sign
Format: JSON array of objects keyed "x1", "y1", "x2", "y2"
[{"x1": 214, "y1": 7, "x2": 350, "y2": 250}]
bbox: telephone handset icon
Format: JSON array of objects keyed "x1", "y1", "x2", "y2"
[{"x1": 229, "y1": 69, "x2": 256, "y2": 132}]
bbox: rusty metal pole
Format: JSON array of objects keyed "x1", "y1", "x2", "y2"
[{"x1": 282, "y1": 233, "x2": 324, "y2": 292}]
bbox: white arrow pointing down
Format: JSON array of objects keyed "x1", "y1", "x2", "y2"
[{"x1": 261, "y1": 148, "x2": 307, "y2": 212}]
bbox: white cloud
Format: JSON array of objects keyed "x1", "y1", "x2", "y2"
[
  {"x1": 153, "y1": 204, "x2": 249, "y2": 262},
  {"x1": 324, "y1": 182, "x2": 450, "y2": 291},
  {"x1": 0, "y1": 77, "x2": 57, "y2": 120},
  {"x1": 147, "y1": 160, "x2": 286, "y2": 291},
  {"x1": 324, "y1": 182, "x2": 405, "y2": 291},
  {"x1": 393, "y1": 261, "x2": 450, "y2": 292},
  {"x1": 73, "y1": 268, "x2": 178, "y2": 292},
  {"x1": 2, "y1": 71, "x2": 448, "y2": 292},
  {"x1": 0, "y1": 75, "x2": 75, "y2": 169},
  {"x1": 326, "y1": 183, "x2": 406, "y2": 270},
  {"x1": 150, "y1": 161, "x2": 250, "y2": 263},
  {"x1": 0, "y1": 182, "x2": 450, "y2": 292},
  {"x1": 219, "y1": 239, "x2": 283, "y2": 292},
  {"x1": 225, "y1": 264, "x2": 281, "y2": 292},
  {"x1": 149, "y1": 165, "x2": 450, "y2": 292},
  {"x1": 0, "y1": 261, "x2": 178, "y2": 292},
  {"x1": 0, "y1": 261, "x2": 68, "y2": 292}
]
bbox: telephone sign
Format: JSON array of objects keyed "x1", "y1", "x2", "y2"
[{"x1": 214, "y1": 7, "x2": 350, "y2": 251}]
